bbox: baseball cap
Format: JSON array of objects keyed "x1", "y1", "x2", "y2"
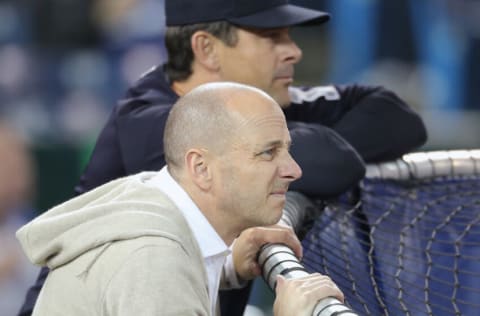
[{"x1": 165, "y1": 0, "x2": 330, "y2": 28}]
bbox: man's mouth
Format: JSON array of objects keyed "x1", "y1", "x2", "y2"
[
  {"x1": 275, "y1": 67, "x2": 294, "y2": 81},
  {"x1": 271, "y1": 186, "x2": 288, "y2": 195}
]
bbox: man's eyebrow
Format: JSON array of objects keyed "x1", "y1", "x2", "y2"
[{"x1": 258, "y1": 140, "x2": 291, "y2": 149}]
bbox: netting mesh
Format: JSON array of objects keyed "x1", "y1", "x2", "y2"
[{"x1": 301, "y1": 176, "x2": 480, "y2": 316}]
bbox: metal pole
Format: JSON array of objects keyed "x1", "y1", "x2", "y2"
[{"x1": 257, "y1": 191, "x2": 359, "y2": 316}]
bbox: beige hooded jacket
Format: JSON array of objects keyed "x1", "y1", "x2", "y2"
[{"x1": 17, "y1": 172, "x2": 211, "y2": 316}]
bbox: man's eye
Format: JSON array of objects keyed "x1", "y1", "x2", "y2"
[{"x1": 257, "y1": 148, "x2": 277, "y2": 159}]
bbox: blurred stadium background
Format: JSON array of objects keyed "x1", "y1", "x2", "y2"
[{"x1": 0, "y1": 0, "x2": 479, "y2": 315}]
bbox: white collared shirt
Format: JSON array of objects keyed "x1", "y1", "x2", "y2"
[{"x1": 144, "y1": 167, "x2": 239, "y2": 315}]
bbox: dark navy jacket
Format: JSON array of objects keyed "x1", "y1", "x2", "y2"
[
  {"x1": 18, "y1": 65, "x2": 427, "y2": 316},
  {"x1": 74, "y1": 65, "x2": 426, "y2": 197}
]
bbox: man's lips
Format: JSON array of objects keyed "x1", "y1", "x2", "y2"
[
  {"x1": 275, "y1": 68, "x2": 294, "y2": 81},
  {"x1": 275, "y1": 76, "x2": 294, "y2": 84},
  {"x1": 271, "y1": 187, "x2": 288, "y2": 195}
]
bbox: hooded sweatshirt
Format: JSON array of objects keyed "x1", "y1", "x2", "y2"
[{"x1": 16, "y1": 172, "x2": 211, "y2": 316}]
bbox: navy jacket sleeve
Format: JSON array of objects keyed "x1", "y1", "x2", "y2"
[
  {"x1": 331, "y1": 85, "x2": 427, "y2": 162},
  {"x1": 285, "y1": 84, "x2": 427, "y2": 162},
  {"x1": 287, "y1": 121, "x2": 365, "y2": 197},
  {"x1": 284, "y1": 84, "x2": 427, "y2": 197}
]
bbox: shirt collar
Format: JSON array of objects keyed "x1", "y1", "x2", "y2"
[{"x1": 146, "y1": 167, "x2": 229, "y2": 258}]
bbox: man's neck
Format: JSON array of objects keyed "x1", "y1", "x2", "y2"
[
  {"x1": 172, "y1": 76, "x2": 217, "y2": 96},
  {"x1": 170, "y1": 66, "x2": 221, "y2": 96}
]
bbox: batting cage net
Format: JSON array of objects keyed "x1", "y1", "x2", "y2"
[{"x1": 300, "y1": 150, "x2": 480, "y2": 316}]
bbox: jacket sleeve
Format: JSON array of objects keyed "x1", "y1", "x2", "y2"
[
  {"x1": 332, "y1": 85, "x2": 428, "y2": 162},
  {"x1": 287, "y1": 121, "x2": 365, "y2": 198},
  {"x1": 286, "y1": 84, "x2": 427, "y2": 163}
]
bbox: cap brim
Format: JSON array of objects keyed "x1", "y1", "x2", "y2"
[{"x1": 228, "y1": 4, "x2": 330, "y2": 29}]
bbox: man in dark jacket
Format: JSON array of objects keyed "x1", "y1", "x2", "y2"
[{"x1": 18, "y1": 0, "x2": 427, "y2": 315}]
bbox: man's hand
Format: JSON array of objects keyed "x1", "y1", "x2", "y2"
[
  {"x1": 273, "y1": 274, "x2": 344, "y2": 316},
  {"x1": 231, "y1": 225, "x2": 302, "y2": 281}
]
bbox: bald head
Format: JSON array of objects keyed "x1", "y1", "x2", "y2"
[
  {"x1": 164, "y1": 82, "x2": 301, "y2": 241},
  {"x1": 164, "y1": 82, "x2": 282, "y2": 173}
]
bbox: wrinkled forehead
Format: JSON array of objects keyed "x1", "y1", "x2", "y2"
[
  {"x1": 237, "y1": 111, "x2": 287, "y2": 131},
  {"x1": 235, "y1": 109, "x2": 290, "y2": 149}
]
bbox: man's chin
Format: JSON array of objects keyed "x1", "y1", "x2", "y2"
[
  {"x1": 269, "y1": 89, "x2": 291, "y2": 108},
  {"x1": 277, "y1": 94, "x2": 292, "y2": 109},
  {"x1": 267, "y1": 199, "x2": 286, "y2": 220}
]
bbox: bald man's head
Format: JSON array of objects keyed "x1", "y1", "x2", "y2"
[
  {"x1": 164, "y1": 82, "x2": 301, "y2": 238},
  {"x1": 163, "y1": 82, "x2": 279, "y2": 173}
]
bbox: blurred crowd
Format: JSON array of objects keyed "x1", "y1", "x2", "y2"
[
  {"x1": 0, "y1": 0, "x2": 479, "y2": 144},
  {"x1": 0, "y1": 122, "x2": 38, "y2": 315},
  {"x1": 0, "y1": 0, "x2": 167, "y2": 143},
  {"x1": 322, "y1": 0, "x2": 480, "y2": 112}
]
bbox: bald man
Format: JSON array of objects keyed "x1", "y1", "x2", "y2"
[{"x1": 17, "y1": 82, "x2": 344, "y2": 316}]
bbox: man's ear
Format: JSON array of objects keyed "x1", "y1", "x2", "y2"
[
  {"x1": 190, "y1": 31, "x2": 220, "y2": 71},
  {"x1": 185, "y1": 148, "x2": 212, "y2": 190}
]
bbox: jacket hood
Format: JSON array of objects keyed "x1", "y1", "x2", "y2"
[
  {"x1": 16, "y1": 172, "x2": 185, "y2": 269},
  {"x1": 119, "y1": 64, "x2": 178, "y2": 112}
]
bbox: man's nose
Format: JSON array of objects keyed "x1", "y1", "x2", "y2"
[
  {"x1": 280, "y1": 152, "x2": 303, "y2": 181},
  {"x1": 284, "y1": 40, "x2": 303, "y2": 65}
]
